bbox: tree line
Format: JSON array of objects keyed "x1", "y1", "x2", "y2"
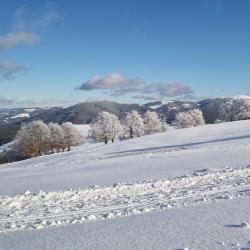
[
  {"x1": 15, "y1": 121, "x2": 83, "y2": 158},
  {"x1": 91, "y1": 109, "x2": 205, "y2": 144},
  {"x1": 10, "y1": 109, "x2": 205, "y2": 161}
]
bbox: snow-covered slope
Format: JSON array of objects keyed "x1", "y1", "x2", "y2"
[
  {"x1": 1, "y1": 166, "x2": 250, "y2": 235},
  {"x1": 1, "y1": 120, "x2": 250, "y2": 249},
  {"x1": 1, "y1": 120, "x2": 250, "y2": 195}
]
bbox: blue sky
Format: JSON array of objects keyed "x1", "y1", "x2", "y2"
[{"x1": 0, "y1": 0, "x2": 250, "y2": 107}]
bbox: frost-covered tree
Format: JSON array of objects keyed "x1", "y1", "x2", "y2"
[
  {"x1": 175, "y1": 109, "x2": 205, "y2": 128},
  {"x1": 109, "y1": 113, "x2": 122, "y2": 143},
  {"x1": 61, "y1": 122, "x2": 83, "y2": 151},
  {"x1": 218, "y1": 99, "x2": 250, "y2": 122},
  {"x1": 48, "y1": 122, "x2": 64, "y2": 153},
  {"x1": 15, "y1": 120, "x2": 50, "y2": 157},
  {"x1": 234, "y1": 100, "x2": 250, "y2": 120},
  {"x1": 124, "y1": 110, "x2": 145, "y2": 139},
  {"x1": 91, "y1": 111, "x2": 121, "y2": 144},
  {"x1": 159, "y1": 114, "x2": 168, "y2": 132},
  {"x1": 144, "y1": 111, "x2": 166, "y2": 135}
]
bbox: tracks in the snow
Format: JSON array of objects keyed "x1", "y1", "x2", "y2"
[{"x1": 0, "y1": 167, "x2": 250, "y2": 233}]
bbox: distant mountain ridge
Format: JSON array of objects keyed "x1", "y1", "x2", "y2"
[{"x1": 1, "y1": 97, "x2": 250, "y2": 145}]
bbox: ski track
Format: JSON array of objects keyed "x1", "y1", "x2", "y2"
[
  {"x1": 0, "y1": 166, "x2": 250, "y2": 234},
  {"x1": 34, "y1": 140, "x2": 250, "y2": 168},
  {"x1": 11, "y1": 134, "x2": 250, "y2": 170}
]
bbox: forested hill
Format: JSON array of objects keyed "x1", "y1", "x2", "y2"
[{"x1": 1, "y1": 97, "x2": 250, "y2": 145}]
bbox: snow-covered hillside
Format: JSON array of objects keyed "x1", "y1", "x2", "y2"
[
  {"x1": 1, "y1": 120, "x2": 250, "y2": 195},
  {"x1": 1, "y1": 120, "x2": 250, "y2": 249}
]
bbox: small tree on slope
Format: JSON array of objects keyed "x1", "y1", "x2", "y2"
[
  {"x1": 15, "y1": 120, "x2": 50, "y2": 157},
  {"x1": 48, "y1": 122, "x2": 65, "y2": 153},
  {"x1": 124, "y1": 110, "x2": 145, "y2": 139},
  {"x1": 175, "y1": 109, "x2": 205, "y2": 128},
  {"x1": 91, "y1": 111, "x2": 121, "y2": 144},
  {"x1": 62, "y1": 122, "x2": 83, "y2": 151},
  {"x1": 144, "y1": 111, "x2": 166, "y2": 135}
]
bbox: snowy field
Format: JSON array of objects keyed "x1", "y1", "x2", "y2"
[
  {"x1": 1, "y1": 198, "x2": 250, "y2": 250},
  {"x1": 0, "y1": 120, "x2": 250, "y2": 249},
  {"x1": 0, "y1": 120, "x2": 250, "y2": 195}
]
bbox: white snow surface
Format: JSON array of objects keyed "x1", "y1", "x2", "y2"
[
  {"x1": 149, "y1": 104, "x2": 164, "y2": 109},
  {"x1": 1, "y1": 120, "x2": 250, "y2": 195},
  {"x1": 0, "y1": 141, "x2": 14, "y2": 153},
  {"x1": 10, "y1": 113, "x2": 30, "y2": 119},
  {"x1": 1, "y1": 120, "x2": 250, "y2": 249},
  {"x1": 233, "y1": 95, "x2": 250, "y2": 100},
  {"x1": 0, "y1": 166, "x2": 250, "y2": 234},
  {"x1": 24, "y1": 109, "x2": 36, "y2": 113}
]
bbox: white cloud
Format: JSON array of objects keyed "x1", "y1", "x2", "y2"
[
  {"x1": 0, "y1": 96, "x2": 16, "y2": 107},
  {"x1": 0, "y1": 97, "x2": 77, "y2": 108},
  {"x1": 0, "y1": 61, "x2": 26, "y2": 80},
  {"x1": 0, "y1": 31, "x2": 38, "y2": 49},
  {"x1": 0, "y1": 3, "x2": 60, "y2": 50},
  {"x1": 77, "y1": 73, "x2": 193, "y2": 98},
  {"x1": 175, "y1": 94, "x2": 208, "y2": 102},
  {"x1": 154, "y1": 83, "x2": 193, "y2": 97},
  {"x1": 132, "y1": 95, "x2": 160, "y2": 101},
  {"x1": 13, "y1": 3, "x2": 61, "y2": 31},
  {"x1": 78, "y1": 73, "x2": 144, "y2": 91}
]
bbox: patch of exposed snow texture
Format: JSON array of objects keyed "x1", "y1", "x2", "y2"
[
  {"x1": 0, "y1": 166, "x2": 250, "y2": 234},
  {"x1": 149, "y1": 104, "x2": 164, "y2": 109},
  {"x1": 233, "y1": 95, "x2": 250, "y2": 100},
  {"x1": 24, "y1": 109, "x2": 36, "y2": 113},
  {"x1": 162, "y1": 100, "x2": 173, "y2": 104},
  {"x1": 1, "y1": 197, "x2": 250, "y2": 250},
  {"x1": 0, "y1": 141, "x2": 14, "y2": 153},
  {"x1": 10, "y1": 113, "x2": 30, "y2": 119}
]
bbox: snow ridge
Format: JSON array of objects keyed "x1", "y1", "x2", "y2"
[{"x1": 0, "y1": 166, "x2": 250, "y2": 234}]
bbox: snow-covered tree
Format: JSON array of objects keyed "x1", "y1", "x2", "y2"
[
  {"x1": 159, "y1": 114, "x2": 168, "y2": 132},
  {"x1": 109, "y1": 113, "x2": 122, "y2": 143},
  {"x1": 61, "y1": 122, "x2": 83, "y2": 151},
  {"x1": 124, "y1": 110, "x2": 145, "y2": 139},
  {"x1": 15, "y1": 120, "x2": 50, "y2": 157},
  {"x1": 48, "y1": 122, "x2": 64, "y2": 153},
  {"x1": 144, "y1": 111, "x2": 166, "y2": 135},
  {"x1": 91, "y1": 111, "x2": 121, "y2": 144},
  {"x1": 233, "y1": 99, "x2": 250, "y2": 120},
  {"x1": 215, "y1": 98, "x2": 250, "y2": 122},
  {"x1": 175, "y1": 109, "x2": 205, "y2": 128}
]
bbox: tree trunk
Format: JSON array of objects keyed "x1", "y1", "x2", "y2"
[{"x1": 130, "y1": 127, "x2": 133, "y2": 139}]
